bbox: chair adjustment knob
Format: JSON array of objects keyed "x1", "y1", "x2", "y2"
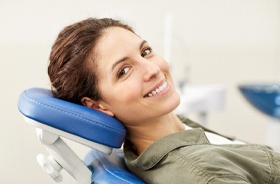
[{"x1": 37, "y1": 154, "x2": 63, "y2": 182}]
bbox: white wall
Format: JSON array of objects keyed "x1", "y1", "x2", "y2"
[{"x1": 1, "y1": 0, "x2": 279, "y2": 183}]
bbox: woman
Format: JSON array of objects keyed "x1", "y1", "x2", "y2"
[{"x1": 48, "y1": 18, "x2": 280, "y2": 183}]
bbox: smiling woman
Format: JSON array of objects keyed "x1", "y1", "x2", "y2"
[
  {"x1": 81, "y1": 26, "x2": 180, "y2": 129},
  {"x1": 48, "y1": 18, "x2": 280, "y2": 183}
]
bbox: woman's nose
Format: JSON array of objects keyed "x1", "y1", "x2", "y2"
[{"x1": 142, "y1": 59, "x2": 161, "y2": 81}]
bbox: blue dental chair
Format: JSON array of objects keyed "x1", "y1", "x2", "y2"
[{"x1": 17, "y1": 88, "x2": 145, "y2": 184}]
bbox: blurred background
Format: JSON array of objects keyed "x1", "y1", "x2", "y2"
[{"x1": 1, "y1": 0, "x2": 280, "y2": 183}]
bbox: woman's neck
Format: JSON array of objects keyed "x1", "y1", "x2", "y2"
[{"x1": 125, "y1": 113, "x2": 184, "y2": 155}]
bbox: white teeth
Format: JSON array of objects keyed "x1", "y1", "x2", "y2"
[{"x1": 146, "y1": 81, "x2": 167, "y2": 97}]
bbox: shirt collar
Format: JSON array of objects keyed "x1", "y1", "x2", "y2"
[{"x1": 124, "y1": 128, "x2": 210, "y2": 170}]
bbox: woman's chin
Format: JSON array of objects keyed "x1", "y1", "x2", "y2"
[{"x1": 166, "y1": 92, "x2": 181, "y2": 113}]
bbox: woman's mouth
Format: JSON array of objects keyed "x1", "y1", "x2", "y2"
[{"x1": 144, "y1": 81, "x2": 168, "y2": 98}]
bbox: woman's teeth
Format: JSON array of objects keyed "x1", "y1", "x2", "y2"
[{"x1": 147, "y1": 81, "x2": 167, "y2": 97}]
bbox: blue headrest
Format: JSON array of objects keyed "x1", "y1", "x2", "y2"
[{"x1": 18, "y1": 88, "x2": 126, "y2": 148}]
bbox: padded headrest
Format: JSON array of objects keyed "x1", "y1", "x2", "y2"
[{"x1": 18, "y1": 88, "x2": 126, "y2": 148}]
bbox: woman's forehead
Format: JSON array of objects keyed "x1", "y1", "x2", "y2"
[
  {"x1": 95, "y1": 27, "x2": 142, "y2": 63},
  {"x1": 100, "y1": 27, "x2": 140, "y2": 48}
]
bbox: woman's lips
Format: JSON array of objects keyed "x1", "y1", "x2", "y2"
[{"x1": 144, "y1": 80, "x2": 168, "y2": 98}]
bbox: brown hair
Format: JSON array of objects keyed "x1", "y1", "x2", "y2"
[{"x1": 48, "y1": 18, "x2": 134, "y2": 104}]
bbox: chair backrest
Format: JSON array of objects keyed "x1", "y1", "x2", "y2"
[{"x1": 84, "y1": 149, "x2": 145, "y2": 184}]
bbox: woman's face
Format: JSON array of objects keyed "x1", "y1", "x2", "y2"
[{"x1": 91, "y1": 27, "x2": 180, "y2": 125}]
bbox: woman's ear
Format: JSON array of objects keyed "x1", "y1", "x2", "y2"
[{"x1": 81, "y1": 97, "x2": 115, "y2": 117}]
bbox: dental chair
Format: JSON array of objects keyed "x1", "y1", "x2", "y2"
[{"x1": 17, "y1": 88, "x2": 145, "y2": 184}]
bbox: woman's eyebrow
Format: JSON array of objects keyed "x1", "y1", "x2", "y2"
[
  {"x1": 111, "y1": 40, "x2": 148, "y2": 71},
  {"x1": 111, "y1": 56, "x2": 128, "y2": 71},
  {"x1": 139, "y1": 40, "x2": 147, "y2": 50}
]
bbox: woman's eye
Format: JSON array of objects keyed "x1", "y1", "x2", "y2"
[
  {"x1": 117, "y1": 67, "x2": 130, "y2": 78},
  {"x1": 141, "y1": 47, "x2": 152, "y2": 57}
]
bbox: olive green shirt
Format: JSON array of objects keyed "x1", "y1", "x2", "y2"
[{"x1": 124, "y1": 116, "x2": 280, "y2": 184}]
